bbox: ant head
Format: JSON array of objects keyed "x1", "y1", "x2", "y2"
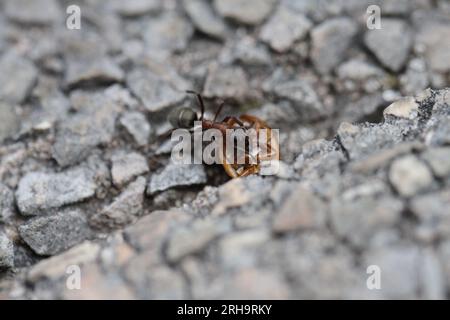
[{"x1": 168, "y1": 107, "x2": 199, "y2": 129}]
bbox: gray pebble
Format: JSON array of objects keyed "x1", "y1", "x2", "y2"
[{"x1": 18, "y1": 209, "x2": 92, "y2": 256}]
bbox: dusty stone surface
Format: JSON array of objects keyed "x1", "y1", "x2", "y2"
[{"x1": 0, "y1": 1, "x2": 449, "y2": 300}]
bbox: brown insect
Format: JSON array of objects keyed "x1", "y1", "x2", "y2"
[{"x1": 168, "y1": 90, "x2": 279, "y2": 178}]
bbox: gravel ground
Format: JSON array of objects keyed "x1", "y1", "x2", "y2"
[{"x1": 0, "y1": 0, "x2": 449, "y2": 299}]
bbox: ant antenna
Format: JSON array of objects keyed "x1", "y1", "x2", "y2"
[
  {"x1": 213, "y1": 100, "x2": 225, "y2": 122},
  {"x1": 186, "y1": 90, "x2": 205, "y2": 120}
]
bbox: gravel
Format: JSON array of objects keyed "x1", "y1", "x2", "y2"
[
  {"x1": 0, "y1": 0, "x2": 449, "y2": 300},
  {"x1": 18, "y1": 209, "x2": 92, "y2": 256},
  {"x1": 148, "y1": 163, "x2": 207, "y2": 195},
  {"x1": 364, "y1": 19, "x2": 413, "y2": 72},
  {"x1": 311, "y1": 17, "x2": 358, "y2": 74},
  {"x1": 15, "y1": 167, "x2": 97, "y2": 216}
]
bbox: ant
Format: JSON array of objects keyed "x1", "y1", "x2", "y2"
[{"x1": 168, "y1": 90, "x2": 279, "y2": 178}]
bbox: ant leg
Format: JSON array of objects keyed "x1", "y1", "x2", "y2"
[
  {"x1": 186, "y1": 90, "x2": 205, "y2": 120},
  {"x1": 213, "y1": 100, "x2": 225, "y2": 122},
  {"x1": 223, "y1": 116, "x2": 246, "y2": 129},
  {"x1": 238, "y1": 165, "x2": 260, "y2": 177}
]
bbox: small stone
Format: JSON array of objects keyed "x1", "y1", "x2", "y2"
[
  {"x1": 230, "y1": 37, "x2": 272, "y2": 66},
  {"x1": 111, "y1": 0, "x2": 161, "y2": 17},
  {"x1": 111, "y1": 152, "x2": 149, "y2": 188},
  {"x1": 416, "y1": 23, "x2": 450, "y2": 73},
  {"x1": 269, "y1": 79, "x2": 325, "y2": 120},
  {"x1": 260, "y1": 6, "x2": 312, "y2": 53},
  {"x1": 364, "y1": 19, "x2": 413, "y2": 72},
  {"x1": 381, "y1": 0, "x2": 412, "y2": 15},
  {"x1": 93, "y1": 177, "x2": 146, "y2": 228},
  {"x1": 183, "y1": 0, "x2": 227, "y2": 39},
  {"x1": 0, "y1": 52, "x2": 37, "y2": 104},
  {"x1": 389, "y1": 155, "x2": 433, "y2": 197},
  {"x1": 410, "y1": 189, "x2": 450, "y2": 239},
  {"x1": 273, "y1": 185, "x2": 326, "y2": 233},
  {"x1": 126, "y1": 68, "x2": 185, "y2": 112},
  {"x1": 52, "y1": 93, "x2": 119, "y2": 167},
  {"x1": 338, "y1": 122, "x2": 405, "y2": 160},
  {"x1": 337, "y1": 59, "x2": 383, "y2": 81},
  {"x1": 18, "y1": 209, "x2": 92, "y2": 256},
  {"x1": 214, "y1": 0, "x2": 276, "y2": 26},
  {"x1": 63, "y1": 263, "x2": 136, "y2": 299},
  {"x1": 422, "y1": 147, "x2": 450, "y2": 178},
  {"x1": 4, "y1": 0, "x2": 60, "y2": 25},
  {"x1": 0, "y1": 183, "x2": 15, "y2": 222},
  {"x1": 124, "y1": 259, "x2": 186, "y2": 299},
  {"x1": 125, "y1": 210, "x2": 189, "y2": 251},
  {"x1": 383, "y1": 97, "x2": 419, "y2": 120},
  {"x1": 363, "y1": 245, "x2": 421, "y2": 299},
  {"x1": 27, "y1": 241, "x2": 101, "y2": 282},
  {"x1": 311, "y1": 17, "x2": 358, "y2": 74},
  {"x1": 148, "y1": 163, "x2": 207, "y2": 195},
  {"x1": 203, "y1": 64, "x2": 249, "y2": 99},
  {"x1": 166, "y1": 218, "x2": 230, "y2": 262},
  {"x1": 0, "y1": 102, "x2": 19, "y2": 143},
  {"x1": 143, "y1": 12, "x2": 194, "y2": 53},
  {"x1": 330, "y1": 195, "x2": 403, "y2": 247},
  {"x1": 0, "y1": 232, "x2": 14, "y2": 269},
  {"x1": 419, "y1": 248, "x2": 446, "y2": 299},
  {"x1": 212, "y1": 178, "x2": 252, "y2": 215},
  {"x1": 438, "y1": 240, "x2": 450, "y2": 290},
  {"x1": 223, "y1": 268, "x2": 290, "y2": 299},
  {"x1": 219, "y1": 230, "x2": 271, "y2": 268},
  {"x1": 120, "y1": 112, "x2": 153, "y2": 146},
  {"x1": 16, "y1": 167, "x2": 97, "y2": 216},
  {"x1": 65, "y1": 57, "x2": 124, "y2": 88}
]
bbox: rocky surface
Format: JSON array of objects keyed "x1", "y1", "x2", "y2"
[{"x1": 0, "y1": 0, "x2": 449, "y2": 299}]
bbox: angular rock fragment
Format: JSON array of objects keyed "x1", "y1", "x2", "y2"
[
  {"x1": 203, "y1": 65, "x2": 249, "y2": 99},
  {"x1": 4, "y1": 0, "x2": 60, "y2": 25},
  {"x1": 389, "y1": 155, "x2": 433, "y2": 197},
  {"x1": 52, "y1": 93, "x2": 119, "y2": 167},
  {"x1": 311, "y1": 17, "x2": 358, "y2": 74},
  {"x1": 0, "y1": 232, "x2": 14, "y2": 269},
  {"x1": 383, "y1": 97, "x2": 419, "y2": 120},
  {"x1": 363, "y1": 245, "x2": 421, "y2": 299},
  {"x1": 337, "y1": 122, "x2": 404, "y2": 160},
  {"x1": 0, "y1": 183, "x2": 15, "y2": 222},
  {"x1": 126, "y1": 68, "x2": 185, "y2": 112},
  {"x1": 0, "y1": 52, "x2": 37, "y2": 104},
  {"x1": 421, "y1": 147, "x2": 450, "y2": 178},
  {"x1": 147, "y1": 163, "x2": 207, "y2": 195},
  {"x1": 269, "y1": 79, "x2": 326, "y2": 120},
  {"x1": 214, "y1": 0, "x2": 276, "y2": 26},
  {"x1": 410, "y1": 189, "x2": 450, "y2": 239},
  {"x1": 111, "y1": 0, "x2": 161, "y2": 17},
  {"x1": 16, "y1": 167, "x2": 97, "y2": 216},
  {"x1": 143, "y1": 12, "x2": 194, "y2": 53},
  {"x1": 27, "y1": 241, "x2": 101, "y2": 282},
  {"x1": 93, "y1": 177, "x2": 146, "y2": 228},
  {"x1": 364, "y1": 19, "x2": 413, "y2": 72},
  {"x1": 18, "y1": 209, "x2": 92, "y2": 256},
  {"x1": 183, "y1": 0, "x2": 228, "y2": 39},
  {"x1": 0, "y1": 102, "x2": 19, "y2": 143},
  {"x1": 330, "y1": 195, "x2": 403, "y2": 247},
  {"x1": 273, "y1": 185, "x2": 326, "y2": 233},
  {"x1": 65, "y1": 57, "x2": 124, "y2": 88},
  {"x1": 260, "y1": 6, "x2": 312, "y2": 52},
  {"x1": 111, "y1": 152, "x2": 149, "y2": 188},
  {"x1": 416, "y1": 23, "x2": 450, "y2": 73},
  {"x1": 166, "y1": 218, "x2": 230, "y2": 262},
  {"x1": 119, "y1": 112, "x2": 153, "y2": 146}
]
